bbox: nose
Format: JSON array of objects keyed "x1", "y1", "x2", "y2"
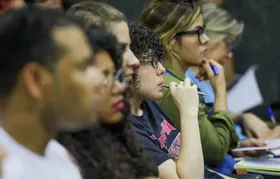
[
  {"x1": 111, "y1": 80, "x2": 125, "y2": 96},
  {"x1": 200, "y1": 33, "x2": 209, "y2": 45},
  {"x1": 123, "y1": 48, "x2": 139, "y2": 71},
  {"x1": 157, "y1": 63, "x2": 166, "y2": 76}
]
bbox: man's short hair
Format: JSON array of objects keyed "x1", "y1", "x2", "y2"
[
  {"x1": 0, "y1": 6, "x2": 81, "y2": 96},
  {"x1": 66, "y1": 1, "x2": 126, "y2": 31}
]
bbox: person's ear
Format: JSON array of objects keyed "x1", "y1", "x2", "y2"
[{"x1": 20, "y1": 62, "x2": 52, "y2": 100}]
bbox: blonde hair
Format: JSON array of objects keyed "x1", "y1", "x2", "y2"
[
  {"x1": 141, "y1": 0, "x2": 200, "y2": 59},
  {"x1": 200, "y1": 3, "x2": 244, "y2": 47},
  {"x1": 66, "y1": 1, "x2": 126, "y2": 31}
]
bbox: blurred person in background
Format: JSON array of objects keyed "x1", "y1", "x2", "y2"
[
  {"x1": 195, "y1": 2, "x2": 280, "y2": 141},
  {"x1": 0, "y1": 7, "x2": 107, "y2": 179},
  {"x1": 57, "y1": 1, "x2": 159, "y2": 179},
  {"x1": 25, "y1": 0, "x2": 62, "y2": 9},
  {"x1": 0, "y1": 0, "x2": 25, "y2": 13}
]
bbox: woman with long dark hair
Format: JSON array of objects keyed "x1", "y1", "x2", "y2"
[{"x1": 57, "y1": 28, "x2": 158, "y2": 179}]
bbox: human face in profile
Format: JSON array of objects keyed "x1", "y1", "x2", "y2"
[{"x1": 109, "y1": 21, "x2": 140, "y2": 83}]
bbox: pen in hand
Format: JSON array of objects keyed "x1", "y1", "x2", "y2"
[
  {"x1": 163, "y1": 84, "x2": 207, "y2": 96},
  {"x1": 210, "y1": 65, "x2": 220, "y2": 76},
  {"x1": 268, "y1": 107, "x2": 276, "y2": 124}
]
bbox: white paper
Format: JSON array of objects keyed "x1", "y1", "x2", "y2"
[
  {"x1": 271, "y1": 148, "x2": 280, "y2": 156},
  {"x1": 246, "y1": 169, "x2": 280, "y2": 176},
  {"x1": 232, "y1": 139, "x2": 280, "y2": 152},
  {"x1": 235, "y1": 158, "x2": 280, "y2": 171},
  {"x1": 227, "y1": 65, "x2": 263, "y2": 114}
]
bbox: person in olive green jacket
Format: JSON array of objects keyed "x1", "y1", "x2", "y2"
[{"x1": 140, "y1": 0, "x2": 239, "y2": 165}]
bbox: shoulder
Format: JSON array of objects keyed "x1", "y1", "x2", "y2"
[
  {"x1": 47, "y1": 140, "x2": 81, "y2": 172},
  {"x1": 47, "y1": 140, "x2": 69, "y2": 157},
  {"x1": 2, "y1": 156, "x2": 27, "y2": 179}
]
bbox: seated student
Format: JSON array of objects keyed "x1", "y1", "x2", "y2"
[
  {"x1": 57, "y1": 2, "x2": 158, "y2": 179},
  {"x1": 128, "y1": 22, "x2": 241, "y2": 179},
  {"x1": 0, "y1": 7, "x2": 107, "y2": 179}
]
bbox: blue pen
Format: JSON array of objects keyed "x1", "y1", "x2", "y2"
[
  {"x1": 268, "y1": 107, "x2": 276, "y2": 124},
  {"x1": 210, "y1": 65, "x2": 219, "y2": 76}
]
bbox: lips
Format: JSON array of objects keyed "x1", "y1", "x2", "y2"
[
  {"x1": 113, "y1": 100, "x2": 125, "y2": 111},
  {"x1": 125, "y1": 74, "x2": 133, "y2": 81}
]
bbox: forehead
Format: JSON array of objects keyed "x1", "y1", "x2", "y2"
[
  {"x1": 187, "y1": 15, "x2": 204, "y2": 30},
  {"x1": 53, "y1": 26, "x2": 92, "y2": 64},
  {"x1": 108, "y1": 21, "x2": 130, "y2": 44}
]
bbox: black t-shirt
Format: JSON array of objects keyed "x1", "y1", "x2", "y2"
[{"x1": 131, "y1": 100, "x2": 224, "y2": 179}]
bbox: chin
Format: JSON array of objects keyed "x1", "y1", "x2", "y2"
[
  {"x1": 57, "y1": 118, "x2": 97, "y2": 132},
  {"x1": 151, "y1": 93, "x2": 164, "y2": 101},
  {"x1": 99, "y1": 112, "x2": 123, "y2": 124}
]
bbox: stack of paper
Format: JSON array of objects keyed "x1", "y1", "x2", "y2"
[
  {"x1": 232, "y1": 139, "x2": 280, "y2": 152},
  {"x1": 227, "y1": 65, "x2": 263, "y2": 114},
  {"x1": 235, "y1": 158, "x2": 280, "y2": 176}
]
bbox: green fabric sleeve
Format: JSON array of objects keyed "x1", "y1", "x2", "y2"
[{"x1": 157, "y1": 74, "x2": 239, "y2": 165}]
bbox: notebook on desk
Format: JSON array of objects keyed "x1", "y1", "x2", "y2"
[{"x1": 235, "y1": 157, "x2": 280, "y2": 176}]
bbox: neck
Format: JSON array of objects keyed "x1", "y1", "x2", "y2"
[
  {"x1": 2, "y1": 93, "x2": 56, "y2": 156},
  {"x1": 129, "y1": 95, "x2": 143, "y2": 116},
  {"x1": 188, "y1": 66, "x2": 200, "y2": 75},
  {"x1": 163, "y1": 55, "x2": 189, "y2": 76}
]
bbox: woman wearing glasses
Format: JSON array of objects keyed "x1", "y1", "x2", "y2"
[
  {"x1": 58, "y1": 28, "x2": 158, "y2": 179},
  {"x1": 140, "y1": 0, "x2": 239, "y2": 167}
]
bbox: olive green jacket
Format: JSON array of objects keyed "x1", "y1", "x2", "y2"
[{"x1": 157, "y1": 68, "x2": 239, "y2": 165}]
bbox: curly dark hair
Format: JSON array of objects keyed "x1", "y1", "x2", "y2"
[
  {"x1": 129, "y1": 22, "x2": 165, "y2": 90},
  {"x1": 129, "y1": 22, "x2": 164, "y2": 64},
  {"x1": 57, "y1": 28, "x2": 158, "y2": 179}
]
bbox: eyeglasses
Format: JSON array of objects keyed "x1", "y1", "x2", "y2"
[
  {"x1": 174, "y1": 25, "x2": 206, "y2": 45},
  {"x1": 140, "y1": 59, "x2": 162, "y2": 69},
  {"x1": 103, "y1": 68, "x2": 126, "y2": 92}
]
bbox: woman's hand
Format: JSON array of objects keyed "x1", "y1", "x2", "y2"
[
  {"x1": 196, "y1": 59, "x2": 226, "y2": 93},
  {"x1": 169, "y1": 78, "x2": 199, "y2": 116}
]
